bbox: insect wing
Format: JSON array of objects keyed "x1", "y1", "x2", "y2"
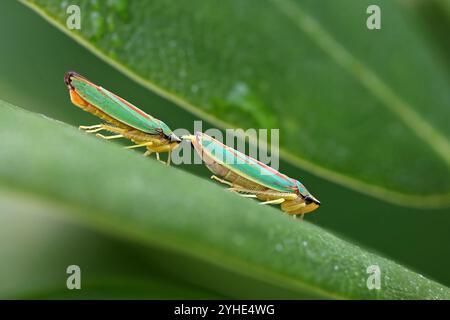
[
  {"x1": 70, "y1": 75, "x2": 173, "y2": 136},
  {"x1": 194, "y1": 132, "x2": 298, "y2": 193}
]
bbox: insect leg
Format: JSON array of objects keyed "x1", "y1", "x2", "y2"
[
  {"x1": 166, "y1": 151, "x2": 171, "y2": 166},
  {"x1": 238, "y1": 194, "x2": 257, "y2": 198},
  {"x1": 96, "y1": 133, "x2": 124, "y2": 140},
  {"x1": 141, "y1": 149, "x2": 165, "y2": 164},
  {"x1": 211, "y1": 175, "x2": 233, "y2": 187},
  {"x1": 152, "y1": 152, "x2": 166, "y2": 165},
  {"x1": 82, "y1": 124, "x2": 127, "y2": 135},
  {"x1": 85, "y1": 127, "x2": 105, "y2": 133},
  {"x1": 259, "y1": 198, "x2": 285, "y2": 205},
  {"x1": 79, "y1": 124, "x2": 102, "y2": 130},
  {"x1": 125, "y1": 141, "x2": 154, "y2": 149},
  {"x1": 100, "y1": 125, "x2": 128, "y2": 135},
  {"x1": 230, "y1": 187, "x2": 298, "y2": 201}
]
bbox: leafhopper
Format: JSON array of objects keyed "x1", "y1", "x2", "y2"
[
  {"x1": 184, "y1": 132, "x2": 320, "y2": 217},
  {"x1": 64, "y1": 71, "x2": 181, "y2": 164}
]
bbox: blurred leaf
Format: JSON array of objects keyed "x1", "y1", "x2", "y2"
[
  {"x1": 0, "y1": 188, "x2": 223, "y2": 299},
  {"x1": 0, "y1": 101, "x2": 448, "y2": 299},
  {"x1": 400, "y1": 0, "x2": 450, "y2": 74},
  {"x1": 21, "y1": 0, "x2": 450, "y2": 207}
]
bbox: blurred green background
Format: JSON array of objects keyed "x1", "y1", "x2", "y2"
[{"x1": 0, "y1": 0, "x2": 449, "y2": 298}]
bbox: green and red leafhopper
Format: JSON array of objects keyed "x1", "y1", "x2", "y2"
[
  {"x1": 183, "y1": 132, "x2": 320, "y2": 217},
  {"x1": 64, "y1": 71, "x2": 181, "y2": 164}
]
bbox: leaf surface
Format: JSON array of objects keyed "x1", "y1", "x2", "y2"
[{"x1": 0, "y1": 101, "x2": 448, "y2": 299}]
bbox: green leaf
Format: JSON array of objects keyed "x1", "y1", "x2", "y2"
[
  {"x1": 0, "y1": 189, "x2": 224, "y2": 299},
  {"x1": 21, "y1": 0, "x2": 450, "y2": 207},
  {"x1": 403, "y1": 0, "x2": 450, "y2": 75},
  {"x1": 0, "y1": 100, "x2": 448, "y2": 299}
]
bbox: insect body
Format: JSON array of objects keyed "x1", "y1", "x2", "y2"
[
  {"x1": 183, "y1": 132, "x2": 320, "y2": 216},
  {"x1": 64, "y1": 71, "x2": 181, "y2": 164}
]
